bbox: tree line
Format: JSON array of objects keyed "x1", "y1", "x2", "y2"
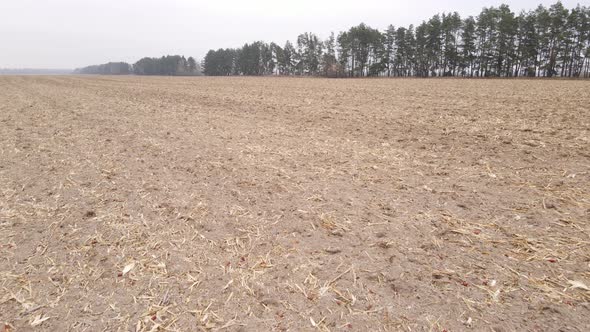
[
  {"x1": 203, "y1": 2, "x2": 590, "y2": 78},
  {"x1": 74, "y1": 62, "x2": 131, "y2": 75},
  {"x1": 75, "y1": 56, "x2": 201, "y2": 76}
]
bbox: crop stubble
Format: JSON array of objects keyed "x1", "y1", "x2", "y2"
[{"x1": 0, "y1": 76, "x2": 589, "y2": 331}]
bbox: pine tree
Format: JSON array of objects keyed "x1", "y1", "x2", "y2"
[
  {"x1": 496, "y1": 5, "x2": 517, "y2": 76},
  {"x1": 442, "y1": 12, "x2": 462, "y2": 76},
  {"x1": 384, "y1": 25, "x2": 396, "y2": 76},
  {"x1": 461, "y1": 17, "x2": 477, "y2": 76},
  {"x1": 321, "y1": 32, "x2": 339, "y2": 77}
]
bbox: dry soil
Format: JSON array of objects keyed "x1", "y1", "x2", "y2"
[{"x1": 0, "y1": 76, "x2": 589, "y2": 331}]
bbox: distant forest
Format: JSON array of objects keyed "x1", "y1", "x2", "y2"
[
  {"x1": 74, "y1": 62, "x2": 131, "y2": 75},
  {"x1": 0, "y1": 68, "x2": 72, "y2": 75},
  {"x1": 75, "y1": 55, "x2": 200, "y2": 76},
  {"x1": 203, "y1": 1, "x2": 590, "y2": 78}
]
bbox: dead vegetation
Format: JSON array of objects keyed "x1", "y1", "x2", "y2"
[{"x1": 0, "y1": 76, "x2": 589, "y2": 331}]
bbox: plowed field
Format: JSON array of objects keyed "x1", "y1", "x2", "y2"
[{"x1": 1, "y1": 76, "x2": 589, "y2": 331}]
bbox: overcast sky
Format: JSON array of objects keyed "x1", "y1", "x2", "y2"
[{"x1": 0, "y1": 0, "x2": 584, "y2": 68}]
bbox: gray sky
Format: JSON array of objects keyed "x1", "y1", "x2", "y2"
[{"x1": 0, "y1": 0, "x2": 584, "y2": 68}]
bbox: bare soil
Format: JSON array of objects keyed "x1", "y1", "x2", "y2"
[{"x1": 1, "y1": 76, "x2": 589, "y2": 331}]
